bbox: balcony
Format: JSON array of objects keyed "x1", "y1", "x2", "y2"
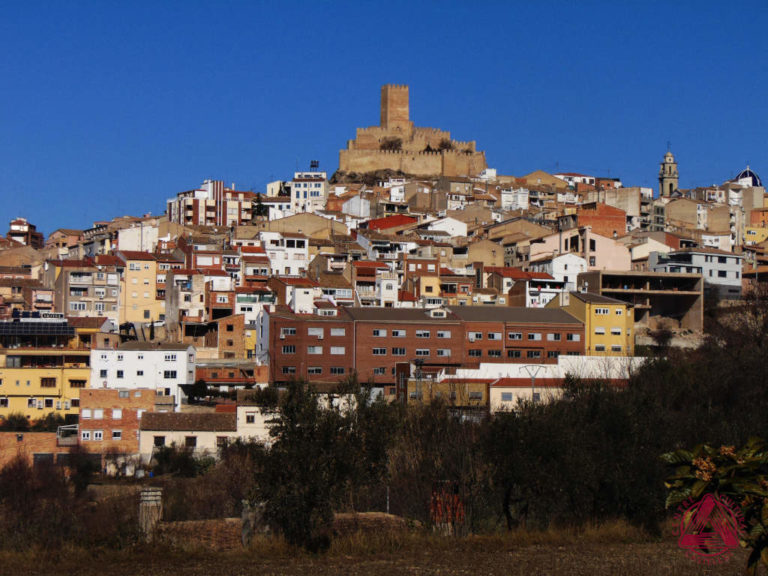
[{"x1": 57, "y1": 424, "x2": 79, "y2": 446}]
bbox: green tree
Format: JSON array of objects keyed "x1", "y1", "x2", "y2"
[
  {"x1": 188, "y1": 379, "x2": 209, "y2": 404},
  {"x1": 664, "y1": 438, "x2": 768, "y2": 575},
  {"x1": 0, "y1": 412, "x2": 30, "y2": 431},
  {"x1": 253, "y1": 379, "x2": 357, "y2": 550}
]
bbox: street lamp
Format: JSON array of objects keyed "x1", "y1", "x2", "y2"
[{"x1": 522, "y1": 364, "x2": 543, "y2": 403}]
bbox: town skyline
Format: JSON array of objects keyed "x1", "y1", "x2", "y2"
[{"x1": 2, "y1": 1, "x2": 767, "y2": 234}]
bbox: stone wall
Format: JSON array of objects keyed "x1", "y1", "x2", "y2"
[{"x1": 339, "y1": 149, "x2": 486, "y2": 178}]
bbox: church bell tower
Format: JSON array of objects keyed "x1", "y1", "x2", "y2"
[{"x1": 659, "y1": 149, "x2": 679, "y2": 197}]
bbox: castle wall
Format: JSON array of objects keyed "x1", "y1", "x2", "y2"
[{"x1": 339, "y1": 149, "x2": 487, "y2": 178}]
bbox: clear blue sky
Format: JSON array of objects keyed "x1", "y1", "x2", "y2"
[{"x1": 1, "y1": 1, "x2": 766, "y2": 236}]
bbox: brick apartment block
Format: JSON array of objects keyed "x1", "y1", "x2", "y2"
[{"x1": 269, "y1": 306, "x2": 584, "y2": 386}]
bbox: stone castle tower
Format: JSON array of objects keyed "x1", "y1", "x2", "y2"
[
  {"x1": 659, "y1": 149, "x2": 679, "y2": 197},
  {"x1": 338, "y1": 84, "x2": 487, "y2": 178},
  {"x1": 380, "y1": 84, "x2": 412, "y2": 133}
]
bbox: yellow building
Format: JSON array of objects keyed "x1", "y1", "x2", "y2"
[
  {"x1": 406, "y1": 378, "x2": 489, "y2": 410},
  {"x1": 547, "y1": 291, "x2": 634, "y2": 356},
  {"x1": 117, "y1": 251, "x2": 165, "y2": 324},
  {"x1": 745, "y1": 227, "x2": 768, "y2": 246},
  {"x1": 0, "y1": 315, "x2": 93, "y2": 421}
]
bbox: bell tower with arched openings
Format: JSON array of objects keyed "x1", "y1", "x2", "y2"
[{"x1": 659, "y1": 148, "x2": 679, "y2": 197}]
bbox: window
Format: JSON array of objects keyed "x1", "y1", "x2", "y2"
[
  {"x1": 112, "y1": 409, "x2": 122, "y2": 419},
  {"x1": 718, "y1": 270, "x2": 727, "y2": 278},
  {"x1": 508, "y1": 332, "x2": 522, "y2": 340},
  {"x1": 392, "y1": 347, "x2": 406, "y2": 356},
  {"x1": 119, "y1": 391, "x2": 129, "y2": 398},
  {"x1": 468, "y1": 391, "x2": 483, "y2": 401},
  {"x1": 589, "y1": 256, "x2": 596, "y2": 266},
  {"x1": 436, "y1": 330, "x2": 451, "y2": 339},
  {"x1": 81, "y1": 408, "x2": 92, "y2": 419},
  {"x1": 81, "y1": 431, "x2": 91, "y2": 441},
  {"x1": 185, "y1": 436, "x2": 197, "y2": 449},
  {"x1": 547, "y1": 351, "x2": 560, "y2": 358},
  {"x1": 137, "y1": 370, "x2": 144, "y2": 376},
  {"x1": 611, "y1": 345, "x2": 622, "y2": 352},
  {"x1": 69, "y1": 302, "x2": 87, "y2": 311},
  {"x1": 528, "y1": 333, "x2": 542, "y2": 341},
  {"x1": 40, "y1": 377, "x2": 56, "y2": 388},
  {"x1": 164, "y1": 370, "x2": 177, "y2": 379},
  {"x1": 307, "y1": 346, "x2": 322, "y2": 355},
  {"x1": 527, "y1": 350, "x2": 542, "y2": 358},
  {"x1": 468, "y1": 349, "x2": 482, "y2": 357},
  {"x1": 595, "y1": 307, "x2": 610, "y2": 315},
  {"x1": 93, "y1": 430, "x2": 103, "y2": 441},
  {"x1": 373, "y1": 348, "x2": 387, "y2": 356},
  {"x1": 595, "y1": 327, "x2": 606, "y2": 335},
  {"x1": 488, "y1": 350, "x2": 502, "y2": 358},
  {"x1": 611, "y1": 328, "x2": 622, "y2": 335},
  {"x1": 415, "y1": 349, "x2": 430, "y2": 356},
  {"x1": 0, "y1": 398, "x2": 6, "y2": 408},
  {"x1": 44, "y1": 398, "x2": 53, "y2": 408},
  {"x1": 154, "y1": 436, "x2": 166, "y2": 447},
  {"x1": 547, "y1": 333, "x2": 561, "y2": 341},
  {"x1": 245, "y1": 412, "x2": 256, "y2": 424},
  {"x1": 112, "y1": 430, "x2": 122, "y2": 440},
  {"x1": 501, "y1": 392, "x2": 513, "y2": 402},
  {"x1": 116, "y1": 370, "x2": 124, "y2": 379},
  {"x1": 488, "y1": 332, "x2": 502, "y2": 341},
  {"x1": 372, "y1": 329, "x2": 387, "y2": 337},
  {"x1": 330, "y1": 367, "x2": 345, "y2": 375},
  {"x1": 117, "y1": 354, "x2": 123, "y2": 361},
  {"x1": 330, "y1": 328, "x2": 346, "y2": 337},
  {"x1": 307, "y1": 327, "x2": 324, "y2": 337},
  {"x1": 164, "y1": 354, "x2": 177, "y2": 361},
  {"x1": 595, "y1": 345, "x2": 606, "y2": 352},
  {"x1": 615, "y1": 309, "x2": 623, "y2": 315},
  {"x1": 282, "y1": 366, "x2": 296, "y2": 375},
  {"x1": 93, "y1": 409, "x2": 104, "y2": 419},
  {"x1": 468, "y1": 332, "x2": 482, "y2": 341},
  {"x1": 373, "y1": 367, "x2": 386, "y2": 375},
  {"x1": 566, "y1": 333, "x2": 581, "y2": 342},
  {"x1": 436, "y1": 349, "x2": 451, "y2": 357},
  {"x1": 330, "y1": 346, "x2": 345, "y2": 355},
  {"x1": 282, "y1": 345, "x2": 296, "y2": 354},
  {"x1": 392, "y1": 329, "x2": 406, "y2": 337},
  {"x1": 416, "y1": 330, "x2": 430, "y2": 338},
  {"x1": 307, "y1": 367, "x2": 322, "y2": 375},
  {"x1": 507, "y1": 350, "x2": 521, "y2": 358},
  {"x1": 70, "y1": 399, "x2": 80, "y2": 407},
  {"x1": 281, "y1": 327, "x2": 297, "y2": 337}
]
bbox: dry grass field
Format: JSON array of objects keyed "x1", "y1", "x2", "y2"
[{"x1": 2, "y1": 522, "x2": 749, "y2": 576}]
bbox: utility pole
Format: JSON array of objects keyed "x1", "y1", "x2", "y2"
[{"x1": 522, "y1": 364, "x2": 543, "y2": 403}]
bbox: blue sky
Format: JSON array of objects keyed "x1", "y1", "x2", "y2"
[{"x1": 1, "y1": 1, "x2": 766, "y2": 236}]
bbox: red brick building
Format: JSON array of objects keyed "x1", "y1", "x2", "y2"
[
  {"x1": 576, "y1": 202, "x2": 627, "y2": 239},
  {"x1": 268, "y1": 306, "x2": 585, "y2": 386}
]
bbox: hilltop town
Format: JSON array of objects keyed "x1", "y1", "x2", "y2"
[{"x1": 0, "y1": 83, "x2": 765, "y2": 471}]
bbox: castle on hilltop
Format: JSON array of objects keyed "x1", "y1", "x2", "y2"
[{"x1": 338, "y1": 85, "x2": 487, "y2": 178}]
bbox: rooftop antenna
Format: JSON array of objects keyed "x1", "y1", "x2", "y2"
[{"x1": 310, "y1": 160, "x2": 320, "y2": 172}]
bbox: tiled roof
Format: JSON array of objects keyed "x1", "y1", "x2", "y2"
[
  {"x1": 140, "y1": 412, "x2": 237, "y2": 432},
  {"x1": 118, "y1": 251, "x2": 156, "y2": 261},
  {"x1": 448, "y1": 306, "x2": 581, "y2": 325}
]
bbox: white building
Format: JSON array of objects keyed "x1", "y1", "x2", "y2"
[
  {"x1": 426, "y1": 217, "x2": 467, "y2": 238},
  {"x1": 90, "y1": 343, "x2": 196, "y2": 410},
  {"x1": 649, "y1": 248, "x2": 743, "y2": 299},
  {"x1": 528, "y1": 253, "x2": 588, "y2": 291},
  {"x1": 291, "y1": 172, "x2": 328, "y2": 214},
  {"x1": 259, "y1": 231, "x2": 309, "y2": 276},
  {"x1": 500, "y1": 187, "x2": 529, "y2": 211}
]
